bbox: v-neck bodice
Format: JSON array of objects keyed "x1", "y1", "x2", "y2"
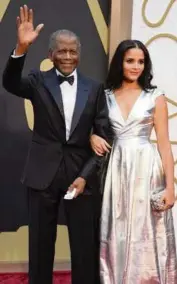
[
  {"x1": 105, "y1": 88, "x2": 163, "y2": 141},
  {"x1": 111, "y1": 90, "x2": 143, "y2": 123}
]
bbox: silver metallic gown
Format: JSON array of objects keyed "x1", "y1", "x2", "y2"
[{"x1": 100, "y1": 89, "x2": 177, "y2": 284}]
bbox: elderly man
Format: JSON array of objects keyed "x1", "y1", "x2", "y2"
[{"x1": 2, "y1": 5, "x2": 111, "y2": 284}]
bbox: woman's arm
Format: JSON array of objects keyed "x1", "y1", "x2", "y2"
[
  {"x1": 90, "y1": 134, "x2": 112, "y2": 156},
  {"x1": 154, "y1": 95, "x2": 175, "y2": 209}
]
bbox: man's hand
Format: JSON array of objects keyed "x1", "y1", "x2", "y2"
[
  {"x1": 68, "y1": 177, "x2": 86, "y2": 198},
  {"x1": 15, "y1": 5, "x2": 44, "y2": 55}
]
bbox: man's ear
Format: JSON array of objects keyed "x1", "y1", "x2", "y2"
[{"x1": 48, "y1": 50, "x2": 53, "y2": 62}]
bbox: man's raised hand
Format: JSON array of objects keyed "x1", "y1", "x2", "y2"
[{"x1": 15, "y1": 5, "x2": 44, "y2": 55}]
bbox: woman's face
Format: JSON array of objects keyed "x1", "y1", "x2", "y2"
[{"x1": 123, "y1": 47, "x2": 145, "y2": 83}]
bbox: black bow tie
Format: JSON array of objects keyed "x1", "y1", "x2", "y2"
[{"x1": 58, "y1": 74, "x2": 74, "y2": 85}]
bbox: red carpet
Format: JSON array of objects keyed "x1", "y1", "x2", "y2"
[{"x1": 0, "y1": 272, "x2": 71, "y2": 283}]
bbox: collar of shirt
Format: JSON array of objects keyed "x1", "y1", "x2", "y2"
[{"x1": 55, "y1": 69, "x2": 77, "y2": 85}]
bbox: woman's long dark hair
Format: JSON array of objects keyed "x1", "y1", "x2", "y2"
[{"x1": 106, "y1": 39, "x2": 156, "y2": 91}]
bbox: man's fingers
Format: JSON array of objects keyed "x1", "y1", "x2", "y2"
[
  {"x1": 16, "y1": 17, "x2": 20, "y2": 29},
  {"x1": 68, "y1": 184, "x2": 75, "y2": 191},
  {"x1": 29, "y1": 9, "x2": 33, "y2": 23},
  {"x1": 74, "y1": 189, "x2": 80, "y2": 198},
  {"x1": 23, "y1": 5, "x2": 28, "y2": 21},
  {"x1": 35, "y1": 24, "x2": 44, "y2": 35},
  {"x1": 74, "y1": 188, "x2": 83, "y2": 198},
  {"x1": 20, "y1": 6, "x2": 25, "y2": 23}
]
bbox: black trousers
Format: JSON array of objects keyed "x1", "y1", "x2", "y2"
[{"x1": 28, "y1": 165, "x2": 101, "y2": 284}]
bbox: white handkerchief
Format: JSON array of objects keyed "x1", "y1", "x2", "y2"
[{"x1": 64, "y1": 188, "x2": 77, "y2": 200}]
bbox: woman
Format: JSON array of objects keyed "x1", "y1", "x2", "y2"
[{"x1": 91, "y1": 40, "x2": 177, "y2": 283}]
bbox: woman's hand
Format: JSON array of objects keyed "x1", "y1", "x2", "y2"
[
  {"x1": 90, "y1": 134, "x2": 111, "y2": 156},
  {"x1": 161, "y1": 189, "x2": 175, "y2": 210}
]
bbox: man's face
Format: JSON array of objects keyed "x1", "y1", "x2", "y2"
[{"x1": 49, "y1": 35, "x2": 80, "y2": 76}]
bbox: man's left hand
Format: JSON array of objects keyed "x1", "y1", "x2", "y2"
[{"x1": 68, "y1": 177, "x2": 86, "y2": 198}]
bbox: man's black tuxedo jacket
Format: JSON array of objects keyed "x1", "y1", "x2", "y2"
[{"x1": 2, "y1": 55, "x2": 111, "y2": 193}]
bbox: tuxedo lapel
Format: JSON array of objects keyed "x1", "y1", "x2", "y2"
[
  {"x1": 69, "y1": 73, "x2": 90, "y2": 137},
  {"x1": 43, "y1": 68, "x2": 65, "y2": 119},
  {"x1": 43, "y1": 70, "x2": 90, "y2": 138}
]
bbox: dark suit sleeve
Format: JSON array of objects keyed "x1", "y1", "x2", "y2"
[
  {"x1": 2, "y1": 54, "x2": 37, "y2": 100},
  {"x1": 92, "y1": 84, "x2": 113, "y2": 142},
  {"x1": 79, "y1": 83, "x2": 113, "y2": 181},
  {"x1": 79, "y1": 153, "x2": 105, "y2": 181}
]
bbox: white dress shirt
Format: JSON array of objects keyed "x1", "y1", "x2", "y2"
[{"x1": 56, "y1": 69, "x2": 77, "y2": 140}]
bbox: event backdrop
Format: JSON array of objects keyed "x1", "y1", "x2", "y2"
[
  {"x1": 131, "y1": 0, "x2": 177, "y2": 248},
  {"x1": 132, "y1": 0, "x2": 177, "y2": 186},
  {"x1": 0, "y1": 0, "x2": 110, "y2": 231}
]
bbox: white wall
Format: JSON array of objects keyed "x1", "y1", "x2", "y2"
[{"x1": 131, "y1": 0, "x2": 177, "y2": 247}]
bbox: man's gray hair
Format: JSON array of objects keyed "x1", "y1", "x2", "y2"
[{"x1": 49, "y1": 29, "x2": 81, "y2": 52}]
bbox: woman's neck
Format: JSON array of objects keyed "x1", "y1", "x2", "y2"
[{"x1": 121, "y1": 81, "x2": 141, "y2": 90}]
